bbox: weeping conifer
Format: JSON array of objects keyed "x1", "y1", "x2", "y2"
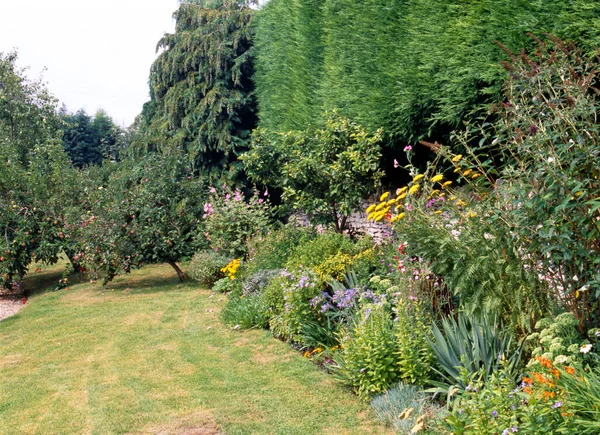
[{"x1": 137, "y1": 0, "x2": 257, "y2": 182}]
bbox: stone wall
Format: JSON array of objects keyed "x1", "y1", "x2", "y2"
[{"x1": 293, "y1": 201, "x2": 392, "y2": 243}]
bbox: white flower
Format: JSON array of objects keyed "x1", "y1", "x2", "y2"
[
  {"x1": 233, "y1": 324, "x2": 240, "y2": 330},
  {"x1": 573, "y1": 275, "x2": 579, "y2": 282},
  {"x1": 580, "y1": 344, "x2": 593, "y2": 354},
  {"x1": 554, "y1": 355, "x2": 568, "y2": 364},
  {"x1": 547, "y1": 157, "x2": 555, "y2": 163},
  {"x1": 206, "y1": 326, "x2": 212, "y2": 330}
]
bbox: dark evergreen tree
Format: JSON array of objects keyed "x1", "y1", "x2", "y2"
[{"x1": 136, "y1": 0, "x2": 258, "y2": 183}]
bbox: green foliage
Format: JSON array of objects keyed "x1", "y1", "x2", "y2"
[
  {"x1": 445, "y1": 364, "x2": 574, "y2": 435},
  {"x1": 244, "y1": 223, "x2": 316, "y2": 276},
  {"x1": 473, "y1": 37, "x2": 600, "y2": 329},
  {"x1": 394, "y1": 299, "x2": 434, "y2": 386},
  {"x1": 285, "y1": 231, "x2": 356, "y2": 271},
  {"x1": 268, "y1": 269, "x2": 321, "y2": 342},
  {"x1": 554, "y1": 365, "x2": 600, "y2": 434},
  {"x1": 61, "y1": 109, "x2": 125, "y2": 167},
  {"x1": 202, "y1": 185, "x2": 273, "y2": 257},
  {"x1": 427, "y1": 314, "x2": 523, "y2": 395},
  {"x1": 212, "y1": 276, "x2": 240, "y2": 294},
  {"x1": 188, "y1": 250, "x2": 231, "y2": 286},
  {"x1": 221, "y1": 293, "x2": 270, "y2": 329},
  {"x1": 137, "y1": 0, "x2": 257, "y2": 182},
  {"x1": 254, "y1": 0, "x2": 600, "y2": 147},
  {"x1": 242, "y1": 112, "x2": 383, "y2": 231},
  {"x1": 336, "y1": 304, "x2": 399, "y2": 397},
  {"x1": 80, "y1": 154, "x2": 206, "y2": 283},
  {"x1": 526, "y1": 313, "x2": 586, "y2": 367}
]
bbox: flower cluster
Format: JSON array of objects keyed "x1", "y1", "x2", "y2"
[{"x1": 220, "y1": 258, "x2": 241, "y2": 280}]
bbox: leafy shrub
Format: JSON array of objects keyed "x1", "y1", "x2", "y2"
[
  {"x1": 188, "y1": 250, "x2": 230, "y2": 286},
  {"x1": 394, "y1": 298, "x2": 434, "y2": 386},
  {"x1": 244, "y1": 224, "x2": 316, "y2": 275},
  {"x1": 268, "y1": 269, "x2": 321, "y2": 342},
  {"x1": 285, "y1": 231, "x2": 356, "y2": 270},
  {"x1": 242, "y1": 269, "x2": 283, "y2": 295},
  {"x1": 445, "y1": 363, "x2": 575, "y2": 434},
  {"x1": 335, "y1": 304, "x2": 399, "y2": 397},
  {"x1": 212, "y1": 277, "x2": 238, "y2": 294},
  {"x1": 371, "y1": 383, "x2": 447, "y2": 435},
  {"x1": 427, "y1": 314, "x2": 523, "y2": 395},
  {"x1": 203, "y1": 185, "x2": 273, "y2": 257},
  {"x1": 221, "y1": 294, "x2": 270, "y2": 330}
]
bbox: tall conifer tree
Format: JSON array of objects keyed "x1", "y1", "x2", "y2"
[{"x1": 138, "y1": 0, "x2": 257, "y2": 182}]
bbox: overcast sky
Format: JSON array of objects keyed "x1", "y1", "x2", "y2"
[{"x1": 0, "y1": 0, "x2": 180, "y2": 127}]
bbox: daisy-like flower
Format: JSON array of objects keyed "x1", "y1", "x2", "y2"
[
  {"x1": 580, "y1": 343, "x2": 593, "y2": 354},
  {"x1": 380, "y1": 192, "x2": 390, "y2": 201},
  {"x1": 430, "y1": 174, "x2": 444, "y2": 183},
  {"x1": 409, "y1": 184, "x2": 420, "y2": 195}
]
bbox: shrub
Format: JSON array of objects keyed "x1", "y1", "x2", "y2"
[
  {"x1": 394, "y1": 298, "x2": 434, "y2": 386},
  {"x1": 203, "y1": 185, "x2": 273, "y2": 257},
  {"x1": 268, "y1": 269, "x2": 321, "y2": 342},
  {"x1": 188, "y1": 250, "x2": 230, "y2": 286},
  {"x1": 221, "y1": 294, "x2": 270, "y2": 330},
  {"x1": 212, "y1": 277, "x2": 239, "y2": 294},
  {"x1": 444, "y1": 363, "x2": 575, "y2": 434},
  {"x1": 285, "y1": 231, "x2": 356, "y2": 270},
  {"x1": 335, "y1": 304, "x2": 399, "y2": 397},
  {"x1": 244, "y1": 224, "x2": 316, "y2": 276}
]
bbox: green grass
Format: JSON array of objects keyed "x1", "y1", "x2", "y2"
[{"x1": 0, "y1": 263, "x2": 389, "y2": 434}]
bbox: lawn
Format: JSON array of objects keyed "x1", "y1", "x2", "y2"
[{"x1": 0, "y1": 263, "x2": 388, "y2": 434}]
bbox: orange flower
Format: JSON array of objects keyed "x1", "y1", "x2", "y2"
[
  {"x1": 565, "y1": 366, "x2": 576, "y2": 375},
  {"x1": 523, "y1": 386, "x2": 533, "y2": 394},
  {"x1": 536, "y1": 357, "x2": 553, "y2": 369},
  {"x1": 543, "y1": 391, "x2": 556, "y2": 399},
  {"x1": 551, "y1": 369, "x2": 560, "y2": 378},
  {"x1": 533, "y1": 372, "x2": 547, "y2": 384},
  {"x1": 522, "y1": 377, "x2": 533, "y2": 386}
]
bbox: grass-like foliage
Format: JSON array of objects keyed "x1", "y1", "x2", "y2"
[{"x1": 427, "y1": 314, "x2": 523, "y2": 396}]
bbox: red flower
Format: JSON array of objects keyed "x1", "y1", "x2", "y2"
[{"x1": 22, "y1": 298, "x2": 27, "y2": 304}]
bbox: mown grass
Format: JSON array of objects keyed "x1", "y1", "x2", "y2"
[{"x1": 0, "y1": 264, "x2": 388, "y2": 434}]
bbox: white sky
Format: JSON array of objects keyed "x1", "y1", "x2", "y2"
[{"x1": 0, "y1": 0, "x2": 180, "y2": 127}]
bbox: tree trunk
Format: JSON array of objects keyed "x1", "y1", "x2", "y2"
[{"x1": 168, "y1": 260, "x2": 186, "y2": 282}]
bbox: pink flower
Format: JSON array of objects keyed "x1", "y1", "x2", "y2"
[
  {"x1": 394, "y1": 159, "x2": 399, "y2": 168},
  {"x1": 210, "y1": 187, "x2": 217, "y2": 193},
  {"x1": 264, "y1": 189, "x2": 269, "y2": 197},
  {"x1": 404, "y1": 145, "x2": 413, "y2": 152}
]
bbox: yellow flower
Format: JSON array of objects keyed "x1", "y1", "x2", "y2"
[
  {"x1": 455, "y1": 200, "x2": 467, "y2": 207},
  {"x1": 366, "y1": 204, "x2": 376, "y2": 213},
  {"x1": 396, "y1": 193, "x2": 407, "y2": 202},
  {"x1": 471, "y1": 173, "x2": 481, "y2": 179},
  {"x1": 429, "y1": 189, "x2": 440, "y2": 197},
  {"x1": 453, "y1": 168, "x2": 461, "y2": 173},
  {"x1": 466, "y1": 211, "x2": 477, "y2": 218},
  {"x1": 394, "y1": 205, "x2": 403, "y2": 211},
  {"x1": 380, "y1": 192, "x2": 390, "y2": 201},
  {"x1": 412, "y1": 174, "x2": 425, "y2": 182},
  {"x1": 449, "y1": 195, "x2": 457, "y2": 200},
  {"x1": 575, "y1": 191, "x2": 584, "y2": 197},
  {"x1": 430, "y1": 174, "x2": 444, "y2": 183},
  {"x1": 386, "y1": 199, "x2": 396, "y2": 207},
  {"x1": 462, "y1": 169, "x2": 472, "y2": 177},
  {"x1": 451, "y1": 154, "x2": 463, "y2": 162},
  {"x1": 390, "y1": 212, "x2": 406, "y2": 223},
  {"x1": 375, "y1": 202, "x2": 385, "y2": 211},
  {"x1": 409, "y1": 184, "x2": 420, "y2": 195},
  {"x1": 396, "y1": 186, "x2": 408, "y2": 195},
  {"x1": 441, "y1": 181, "x2": 452, "y2": 188},
  {"x1": 434, "y1": 210, "x2": 442, "y2": 215},
  {"x1": 367, "y1": 213, "x2": 375, "y2": 221}
]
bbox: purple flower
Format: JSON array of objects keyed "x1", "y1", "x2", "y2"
[
  {"x1": 320, "y1": 303, "x2": 333, "y2": 313},
  {"x1": 503, "y1": 430, "x2": 510, "y2": 435},
  {"x1": 552, "y1": 401, "x2": 562, "y2": 409},
  {"x1": 360, "y1": 368, "x2": 366, "y2": 373},
  {"x1": 511, "y1": 427, "x2": 519, "y2": 433},
  {"x1": 491, "y1": 410, "x2": 498, "y2": 418}
]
